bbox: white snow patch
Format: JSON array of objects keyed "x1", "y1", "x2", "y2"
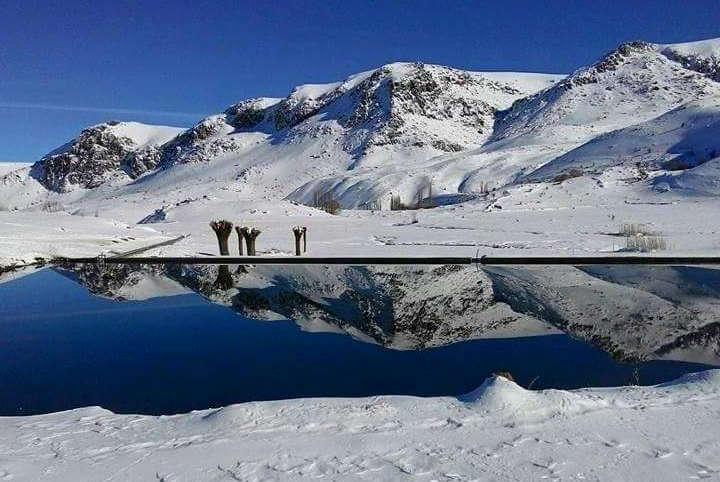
[{"x1": 0, "y1": 370, "x2": 718, "y2": 480}]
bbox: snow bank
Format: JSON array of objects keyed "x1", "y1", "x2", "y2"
[{"x1": 1, "y1": 370, "x2": 718, "y2": 480}]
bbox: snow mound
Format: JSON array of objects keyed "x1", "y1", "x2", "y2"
[{"x1": 460, "y1": 375, "x2": 607, "y2": 422}]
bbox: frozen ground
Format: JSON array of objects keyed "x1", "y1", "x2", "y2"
[
  {"x1": 0, "y1": 211, "x2": 174, "y2": 268},
  {"x1": 3, "y1": 164, "x2": 720, "y2": 269},
  {"x1": 0, "y1": 371, "x2": 718, "y2": 480}
]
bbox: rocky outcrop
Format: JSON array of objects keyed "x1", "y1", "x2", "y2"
[
  {"x1": 154, "y1": 63, "x2": 546, "y2": 170},
  {"x1": 35, "y1": 122, "x2": 183, "y2": 192},
  {"x1": 38, "y1": 123, "x2": 136, "y2": 192}
]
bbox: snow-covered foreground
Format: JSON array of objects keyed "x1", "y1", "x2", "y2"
[
  {"x1": 1, "y1": 371, "x2": 718, "y2": 480},
  {"x1": 0, "y1": 211, "x2": 175, "y2": 268}
]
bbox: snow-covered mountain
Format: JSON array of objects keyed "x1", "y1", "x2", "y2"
[
  {"x1": 4, "y1": 38, "x2": 720, "y2": 213},
  {"x1": 36, "y1": 121, "x2": 185, "y2": 192},
  {"x1": 2, "y1": 38, "x2": 720, "y2": 273},
  {"x1": 0, "y1": 63, "x2": 561, "y2": 211}
]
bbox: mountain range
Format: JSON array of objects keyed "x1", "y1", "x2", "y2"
[{"x1": 3, "y1": 37, "x2": 720, "y2": 215}]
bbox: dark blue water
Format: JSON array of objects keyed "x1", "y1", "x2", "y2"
[{"x1": 0, "y1": 268, "x2": 711, "y2": 415}]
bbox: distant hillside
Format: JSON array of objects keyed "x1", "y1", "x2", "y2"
[{"x1": 2, "y1": 37, "x2": 720, "y2": 213}]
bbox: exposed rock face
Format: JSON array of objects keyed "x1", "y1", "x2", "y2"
[
  {"x1": 493, "y1": 41, "x2": 720, "y2": 144},
  {"x1": 155, "y1": 63, "x2": 547, "y2": 169},
  {"x1": 122, "y1": 146, "x2": 163, "y2": 178},
  {"x1": 36, "y1": 122, "x2": 183, "y2": 192},
  {"x1": 39, "y1": 123, "x2": 136, "y2": 192},
  {"x1": 158, "y1": 116, "x2": 237, "y2": 168},
  {"x1": 335, "y1": 64, "x2": 499, "y2": 156},
  {"x1": 660, "y1": 40, "x2": 720, "y2": 82}
]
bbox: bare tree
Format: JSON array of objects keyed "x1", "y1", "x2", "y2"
[
  {"x1": 234, "y1": 226, "x2": 244, "y2": 255},
  {"x1": 313, "y1": 189, "x2": 341, "y2": 214},
  {"x1": 245, "y1": 227, "x2": 261, "y2": 256},
  {"x1": 238, "y1": 227, "x2": 250, "y2": 255},
  {"x1": 293, "y1": 226, "x2": 303, "y2": 256},
  {"x1": 302, "y1": 226, "x2": 307, "y2": 253},
  {"x1": 209, "y1": 220, "x2": 233, "y2": 255}
]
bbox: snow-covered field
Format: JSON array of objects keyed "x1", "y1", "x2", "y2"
[
  {"x1": 1, "y1": 371, "x2": 718, "y2": 480},
  {"x1": 2, "y1": 37, "x2": 720, "y2": 479}
]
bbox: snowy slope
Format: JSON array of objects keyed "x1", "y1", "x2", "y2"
[
  {"x1": 659, "y1": 37, "x2": 720, "y2": 81},
  {"x1": 2, "y1": 38, "x2": 720, "y2": 268},
  {"x1": 0, "y1": 65, "x2": 560, "y2": 212},
  {"x1": 525, "y1": 98, "x2": 720, "y2": 181},
  {"x1": 1, "y1": 370, "x2": 719, "y2": 481},
  {"x1": 4, "y1": 39, "x2": 720, "y2": 213},
  {"x1": 0, "y1": 162, "x2": 30, "y2": 176},
  {"x1": 286, "y1": 40, "x2": 720, "y2": 206}
]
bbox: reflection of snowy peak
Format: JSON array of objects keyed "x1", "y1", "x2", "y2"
[{"x1": 60, "y1": 263, "x2": 720, "y2": 364}]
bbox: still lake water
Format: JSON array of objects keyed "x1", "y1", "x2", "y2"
[{"x1": 0, "y1": 266, "x2": 714, "y2": 415}]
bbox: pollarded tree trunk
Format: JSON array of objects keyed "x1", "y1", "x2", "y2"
[
  {"x1": 246, "y1": 228, "x2": 261, "y2": 256},
  {"x1": 234, "y1": 226, "x2": 244, "y2": 255},
  {"x1": 239, "y1": 227, "x2": 251, "y2": 255},
  {"x1": 209, "y1": 220, "x2": 233, "y2": 255},
  {"x1": 302, "y1": 226, "x2": 307, "y2": 253},
  {"x1": 293, "y1": 226, "x2": 303, "y2": 256}
]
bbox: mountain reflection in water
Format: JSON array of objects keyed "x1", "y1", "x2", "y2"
[{"x1": 0, "y1": 262, "x2": 717, "y2": 415}]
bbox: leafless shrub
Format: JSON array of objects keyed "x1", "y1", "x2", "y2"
[
  {"x1": 625, "y1": 234, "x2": 668, "y2": 252},
  {"x1": 360, "y1": 199, "x2": 382, "y2": 211},
  {"x1": 313, "y1": 189, "x2": 341, "y2": 215},
  {"x1": 620, "y1": 222, "x2": 653, "y2": 237},
  {"x1": 620, "y1": 222, "x2": 668, "y2": 252},
  {"x1": 390, "y1": 181, "x2": 438, "y2": 211},
  {"x1": 38, "y1": 201, "x2": 65, "y2": 213},
  {"x1": 552, "y1": 168, "x2": 584, "y2": 183},
  {"x1": 390, "y1": 193, "x2": 406, "y2": 211}
]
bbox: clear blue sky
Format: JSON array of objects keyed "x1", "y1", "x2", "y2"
[{"x1": 2, "y1": 0, "x2": 719, "y2": 161}]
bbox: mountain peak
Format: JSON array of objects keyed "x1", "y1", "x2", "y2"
[
  {"x1": 657, "y1": 37, "x2": 720, "y2": 81},
  {"x1": 36, "y1": 122, "x2": 184, "y2": 192}
]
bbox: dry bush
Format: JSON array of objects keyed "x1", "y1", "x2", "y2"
[
  {"x1": 552, "y1": 168, "x2": 584, "y2": 183},
  {"x1": 620, "y1": 222, "x2": 668, "y2": 252},
  {"x1": 625, "y1": 234, "x2": 668, "y2": 252},
  {"x1": 313, "y1": 189, "x2": 341, "y2": 215},
  {"x1": 390, "y1": 194, "x2": 407, "y2": 211},
  {"x1": 38, "y1": 201, "x2": 65, "y2": 213},
  {"x1": 477, "y1": 180, "x2": 492, "y2": 194},
  {"x1": 620, "y1": 223, "x2": 653, "y2": 237},
  {"x1": 360, "y1": 199, "x2": 382, "y2": 211}
]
